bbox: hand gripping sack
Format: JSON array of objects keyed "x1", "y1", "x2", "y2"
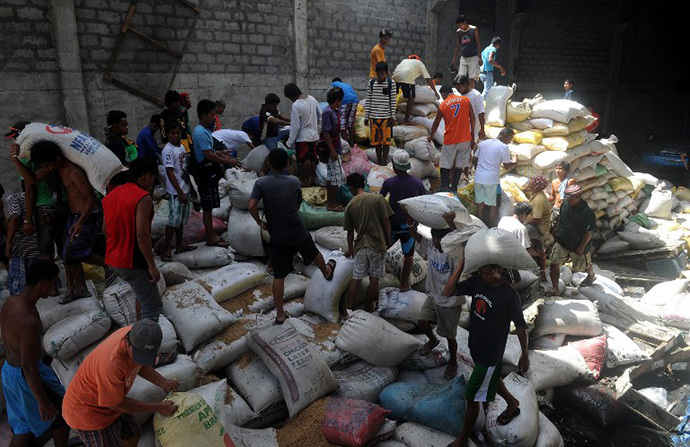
[
  {"x1": 486, "y1": 372, "x2": 539, "y2": 447},
  {"x1": 485, "y1": 85, "x2": 514, "y2": 127},
  {"x1": 154, "y1": 392, "x2": 234, "y2": 447},
  {"x1": 304, "y1": 251, "x2": 353, "y2": 323},
  {"x1": 399, "y1": 193, "x2": 473, "y2": 229},
  {"x1": 321, "y1": 398, "x2": 391, "y2": 447},
  {"x1": 246, "y1": 321, "x2": 338, "y2": 418},
  {"x1": 43, "y1": 310, "x2": 112, "y2": 360},
  {"x1": 462, "y1": 228, "x2": 538, "y2": 277},
  {"x1": 16, "y1": 123, "x2": 126, "y2": 194},
  {"x1": 335, "y1": 310, "x2": 422, "y2": 367}
]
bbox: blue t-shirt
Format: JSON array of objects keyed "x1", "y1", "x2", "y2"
[
  {"x1": 564, "y1": 90, "x2": 574, "y2": 100},
  {"x1": 481, "y1": 45, "x2": 497, "y2": 72},
  {"x1": 135, "y1": 126, "x2": 161, "y2": 161},
  {"x1": 331, "y1": 81, "x2": 358, "y2": 105},
  {"x1": 192, "y1": 123, "x2": 214, "y2": 163},
  {"x1": 321, "y1": 106, "x2": 342, "y2": 154}
]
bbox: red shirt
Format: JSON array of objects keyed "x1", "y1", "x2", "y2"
[
  {"x1": 103, "y1": 182, "x2": 150, "y2": 269},
  {"x1": 586, "y1": 111, "x2": 600, "y2": 132}
]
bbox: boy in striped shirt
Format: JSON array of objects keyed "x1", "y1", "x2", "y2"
[{"x1": 365, "y1": 62, "x2": 396, "y2": 166}]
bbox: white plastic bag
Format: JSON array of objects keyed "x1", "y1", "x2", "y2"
[
  {"x1": 399, "y1": 193, "x2": 473, "y2": 229},
  {"x1": 43, "y1": 311, "x2": 111, "y2": 360},
  {"x1": 485, "y1": 85, "x2": 514, "y2": 127}
]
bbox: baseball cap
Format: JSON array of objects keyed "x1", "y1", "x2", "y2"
[
  {"x1": 128, "y1": 319, "x2": 163, "y2": 365},
  {"x1": 4, "y1": 121, "x2": 30, "y2": 138},
  {"x1": 392, "y1": 150, "x2": 411, "y2": 171},
  {"x1": 564, "y1": 184, "x2": 583, "y2": 198}
]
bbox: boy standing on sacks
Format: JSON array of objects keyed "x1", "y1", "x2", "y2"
[
  {"x1": 365, "y1": 61, "x2": 397, "y2": 166},
  {"x1": 405, "y1": 211, "x2": 464, "y2": 379},
  {"x1": 443, "y1": 262, "x2": 529, "y2": 447},
  {"x1": 429, "y1": 84, "x2": 475, "y2": 192},
  {"x1": 343, "y1": 173, "x2": 395, "y2": 311}
]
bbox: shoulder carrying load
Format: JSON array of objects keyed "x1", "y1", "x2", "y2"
[
  {"x1": 247, "y1": 321, "x2": 338, "y2": 419},
  {"x1": 462, "y1": 228, "x2": 538, "y2": 276},
  {"x1": 485, "y1": 85, "x2": 515, "y2": 127},
  {"x1": 399, "y1": 192, "x2": 473, "y2": 229},
  {"x1": 335, "y1": 310, "x2": 423, "y2": 367},
  {"x1": 16, "y1": 123, "x2": 126, "y2": 194}
]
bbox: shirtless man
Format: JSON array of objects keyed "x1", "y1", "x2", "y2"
[
  {"x1": 28, "y1": 140, "x2": 102, "y2": 302},
  {"x1": 0, "y1": 260, "x2": 69, "y2": 447}
]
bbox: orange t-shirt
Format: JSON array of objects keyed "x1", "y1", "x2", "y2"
[
  {"x1": 370, "y1": 44, "x2": 385, "y2": 78},
  {"x1": 62, "y1": 327, "x2": 142, "y2": 430},
  {"x1": 439, "y1": 94, "x2": 472, "y2": 145}
]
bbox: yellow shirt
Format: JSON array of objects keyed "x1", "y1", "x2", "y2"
[
  {"x1": 529, "y1": 191, "x2": 552, "y2": 236},
  {"x1": 370, "y1": 44, "x2": 386, "y2": 79}
]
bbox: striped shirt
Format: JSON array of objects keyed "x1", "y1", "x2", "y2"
[
  {"x1": 7, "y1": 193, "x2": 41, "y2": 259},
  {"x1": 365, "y1": 78, "x2": 396, "y2": 120}
]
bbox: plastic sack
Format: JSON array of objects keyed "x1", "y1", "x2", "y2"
[
  {"x1": 506, "y1": 102, "x2": 532, "y2": 123},
  {"x1": 569, "y1": 334, "x2": 607, "y2": 380},
  {"x1": 393, "y1": 125, "x2": 429, "y2": 144},
  {"x1": 196, "y1": 262, "x2": 269, "y2": 303},
  {"x1": 644, "y1": 187, "x2": 673, "y2": 218},
  {"x1": 462, "y1": 228, "x2": 538, "y2": 277},
  {"x1": 43, "y1": 311, "x2": 111, "y2": 360},
  {"x1": 486, "y1": 373, "x2": 539, "y2": 447},
  {"x1": 399, "y1": 193, "x2": 473, "y2": 229},
  {"x1": 530, "y1": 100, "x2": 589, "y2": 123},
  {"x1": 153, "y1": 392, "x2": 233, "y2": 447},
  {"x1": 408, "y1": 158, "x2": 439, "y2": 179},
  {"x1": 225, "y1": 208, "x2": 265, "y2": 256},
  {"x1": 509, "y1": 143, "x2": 546, "y2": 162},
  {"x1": 241, "y1": 144, "x2": 270, "y2": 173},
  {"x1": 321, "y1": 398, "x2": 391, "y2": 447},
  {"x1": 377, "y1": 288, "x2": 429, "y2": 323},
  {"x1": 485, "y1": 85, "x2": 514, "y2": 127},
  {"x1": 386, "y1": 241, "x2": 427, "y2": 286},
  {"x1": 514, "y1": 130, "x2": 543, "y2": 145},
  {"x1": 333, "y1": 361, "x2": 398, "y2": 403},
  {"x1": 304, "y1": 251, "x2": 353, "y2": 323},
  {"x1": 404, "y1": 137, "x2": 435, "y2": 161},
  {"x1": 299, "y1": 202, "x2": 345, "y2": 230},
  {"x1": 16, "y1": 123, "x2": 125, "y2": 194}
]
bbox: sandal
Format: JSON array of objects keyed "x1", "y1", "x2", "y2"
[
  {"x1": 497, "y1": 407, "x2": 521, "y2": 425},
  {"x1": 175, "y1": 245, "x2": 198, "y2": 254},
  {"x1": 324, "y1": 259, "x2": 337, "y2": 281},
  {"x1": 419, "y1": 338, "x2": 440, "y2": 356}
]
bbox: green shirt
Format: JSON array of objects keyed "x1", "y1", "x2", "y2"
[
  {"x1": 343, "y1": 192, "x2": 394, "y2": 253},
  {"x1": 19, "y1": 159, "x2": 57, "y2": 207}
]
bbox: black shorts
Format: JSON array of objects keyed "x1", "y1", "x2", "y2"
[
  {"x1": 391, "y1": 223, "x2": 415, "y2": 256},
  {"x1": 197, "y1": 181, "x2": 220, "y2": 211},
  {"x1": 398, "y1": 83, "x2": 416, "y2": 99},
  {"x1": 271, "y1": 235, "x2": 320, "y2": 279},
  {"x1": 296, "y1": 141, "x2": 318, "y2": 164}
]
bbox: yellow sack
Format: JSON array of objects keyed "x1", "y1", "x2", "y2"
[
  {"x1": 513, "y1": 130, "x2": 543, "y2": 145},
  {"x1": 506, "y1": 103, "x2": 531, "y2": 123},
  {"x1": 568, "y1": 116, "x2": 592, "y2": 133},
  {"x1": 675, "y1": 186, "x2": 690, "y2": 202},
  {"x1": 500, "y1": 179, "x2": 528, "y2": 203},
  {"x1": 542, "y1": 130, "x2": 585, "y2": 152},
  {"x1": 627, "y1": 176, "x2": 645, "y2": 194},
  {"x1": 685, "y1": 235, "x2": 690, "y2": 252},
  {"x1": 595, "y1": 209, "x2": 606, "y2": 219},
  {"x1": 154, "y1": 392, "x2": 233, "y2": 447},
  {"x1": 608, "y1": 177, "x2": 634, "y2": 192},
  {"x1": 82, "y1": 264, "x2": 105, "y2": 282},
  {"x1": 542, "y1": 123, "x2": 570, "y2": 137},
  {"x1": 302, "y1": 187, "x2": 327, "y2": 206},
  {"x1": 457, "y1": 182, "x2": 476, "y2": 215},
  {"x1": 484, "y1": 126, "x2": 505, "y2": 139},
  {"x1": 354, "y1": 104, "x2": 368, "y2": 143}
]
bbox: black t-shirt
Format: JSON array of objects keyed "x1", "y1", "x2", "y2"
[
  {"x1": 105, "y1": 136, "x2": 127, "y2": 165},
  {"x1": 258, "y1": 105, "x2": 279, "y2": 138},
  {"x1": 249, "y1": 172, "x2": 309, "y2": 246},
  {"x1": 456, "y1": 275, "x2": 527, "y2": 366},
  {"x1": 159, "y1": 108, "x2": 189, "y2": 143},
  {"x1": 555, "y1": 199, "x2": 597, "y2": 252}
]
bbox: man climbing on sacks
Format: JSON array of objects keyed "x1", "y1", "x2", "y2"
[
  {"x1": 550, "y1": 184, "x2": 597, "y2": 295},
  {"x1": 442, "y1": 263, "x2": 529, "y2": 447},
  {"x1": 62, "y1": 319, "x2": 179, "y2": 447}
]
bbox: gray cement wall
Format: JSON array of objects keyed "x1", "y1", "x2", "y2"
[{"x1": 0, "y1": 0, "x2": 430, "y2": 194}]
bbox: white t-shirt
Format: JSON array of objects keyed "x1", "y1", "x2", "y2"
[
  {"x1": 212, "y1": 129, "x2": 251, "y2": 151},
  {"x1": 474, "y1": 139, "x2": 511, "y2": 185},
  {"x1": 419, "y1": 238, "x2": 465, "y2": 307},
  {"x1": 162, "y1": 142, "x2": 191, "y2": 196},
  {"x1": 287, "y1": 95, "x2": 322, "y2": 148},
  {"x1": 498, "y1": 216, "x2": 531, "y2": 249},
  {"x1": 460, "y1": 89, "x2": 485, "y2": 140},
  {"x1": 392, "y1": 59, "x2": 431, "y2": 85}
]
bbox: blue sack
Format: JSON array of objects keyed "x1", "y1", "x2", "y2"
[{"x1": 378, "y1": 374, "x2": 467, "y2": 435}]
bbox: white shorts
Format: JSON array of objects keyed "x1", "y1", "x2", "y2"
[
  {"x1": 474, "y1": 183, "x2": 499, "y2": 206},
  {"x1": 459, "y1": 56, "x2": 480, "y2": 79},
  {"x1": 353, "y1": 248, "x2": 386, "y2": 280},
  {"x1": 440, "y1": 142, "x2": 472, "y2": 169}
]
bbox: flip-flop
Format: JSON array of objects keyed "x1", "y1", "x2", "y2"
[
  {"x1": 206, "y1": 240, "x2": 230, "y2": 248},
  {"x1": 275, "y1": 312, "x2": 291, "y2": 325},
  {"x1": 497, "y1": 407, "x2": 521, "y2": 425},
  {"x1": 419, "y1": 338, "x2": 440, "y2": 356},
  {"x1": 324, "y1": 259, "x2": 337, "y2": 281},
  {"x1": 443, "y1": 363, "x2": 458, "y2": 379},
  {"x1": 175, "y1": 245, "x2": 198, "y2": 254}
]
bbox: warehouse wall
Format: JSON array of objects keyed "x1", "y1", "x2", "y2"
[{"x1": 0, "y1": 0, "x2": 430, "y2": 193}]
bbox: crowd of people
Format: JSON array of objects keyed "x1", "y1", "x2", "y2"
[{"x1": 0, "y1": 15, "x2": 601, "y2": 447}]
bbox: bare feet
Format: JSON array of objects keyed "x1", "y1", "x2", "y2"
[
  {"x1": 497, "y1": 400, "x2": 521, "y2": 425},
  {"x1": 581, "y1": 274, "x2": 596, "y2": 286},
  {"x1": 419, "y1": 338, "x2": 440, "y2": 356},
  {"x1": 443, "y1": 361, "x2": 458, "y2": 379}
]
